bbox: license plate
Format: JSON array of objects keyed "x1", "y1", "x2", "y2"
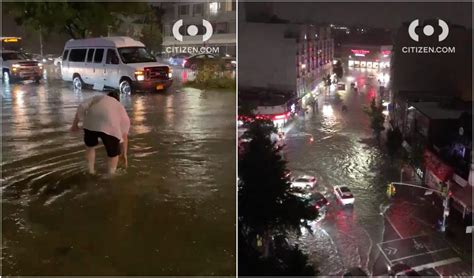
[{"x1": 156, "y1": 84, "x2": 164, "y2": 90}]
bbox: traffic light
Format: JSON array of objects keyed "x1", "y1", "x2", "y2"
[{"x1": 387, "y1": 183, "x2": 396, "y2": 197}]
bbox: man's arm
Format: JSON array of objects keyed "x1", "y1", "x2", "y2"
[{"x1": 70, "y1": 109, "x2": 81, "y2": 132}]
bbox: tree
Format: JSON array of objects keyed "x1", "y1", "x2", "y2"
[
  {"x1": 333, "y1": 60, "x2": 343, "y2": 79},
  {"x1": 239, "y1": 119, "x2": 318, "y2": 275},
  {"x1": 363, "y1": 98, "x2": 385, "y2": 141},
  {"x1": 4, "y1": 2, "x2": 149, "y2": 39},
  {"x1": 139, "y1": 7, "x2": 164, "y2": 53}
]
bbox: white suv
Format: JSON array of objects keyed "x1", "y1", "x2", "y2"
[{"x1": 1, "y1": 50, "x2": 43, "y2": 83}]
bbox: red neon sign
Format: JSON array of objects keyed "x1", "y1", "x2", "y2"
[
  {"x1": 381, "y1": 50, "x2": 391, "y2": 56},
  {"x1": 351, "y1": 49, "x2": 370, "y2": 55}
]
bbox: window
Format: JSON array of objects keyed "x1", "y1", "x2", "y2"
[
  {"x1": 178, "y1": 5, "x2": 189, "y2": 16},
  {"x1": 106, "y1": 49, "x2": 120, "y2": 65},
  {"x1": 118, "y1": 47, "x2": 155, "y2": 64},
  {"x1": 93, "y1": 49, "x2": 104, "y2": 63},
  {"x1": 68, "y1": 49, "x2": 87, "y2": 62},
  {"x1": 62, "y1": 50, "x2": 69, "y2": 61},
  {"x1": 215, "y1": 22, "x2": 228, "y2": 34},
  {"x1": 86, "y1": 49, "x2": 95, "y2": 63},
  {"x1": 1, "y1": 52, "x2": 28, "y2": 61},
  {"x1": 209, "y1": 2, "x2": 219, "y2": 14},
  {"x1": 232, "y1": 1, "x2": 236, "y2": 11},
  {"x1": 193, "y1": 3, "x2": 203, "y2": 15}
]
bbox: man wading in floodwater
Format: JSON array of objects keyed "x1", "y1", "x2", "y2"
[{"x1": 70, "y1": 91, "x2": 130, "y2": 175}]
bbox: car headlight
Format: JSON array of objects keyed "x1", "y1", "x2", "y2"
[
  {"x1": 168, "y1": 69, "x2": 173, "y2": 78},
  {"x1": 12, "y1": 64, "x2": 20, "y2": 68},
  {"x1": 38, "y1": 63, "x2": 43, "y2": 67},
  {"x1": 134, "y1": 70, "x2": 145, "y2": 81}
]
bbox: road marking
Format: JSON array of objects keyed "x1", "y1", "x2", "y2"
[
  {"x1": 378, "y1": 234, "x2": 424, "y2": 245},
  {"x1": 384, "y1": 214, "x2": 403, "y2": 239},
  {"x1": 383, "y1": 246, "x2": 398, "y2": 256},
  {"x1": 389, "y1": 247, "x2": 451, "y2": 263},
  {"x1": 377, "y1": 243, "x2": 393, "y2": 266},
  {"x1": 411, "y1": 257, "x2": 461, "y2": 272}
]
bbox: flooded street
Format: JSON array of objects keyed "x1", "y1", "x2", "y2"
[
  {"x1": 1, "y1": 67, "x2": 236, "y2": 275},
  {"x1": 284, "y1": 68, "x2": 401, "y2": 275}
]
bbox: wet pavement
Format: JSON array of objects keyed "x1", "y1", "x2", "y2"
[
  {"x1": 1, "y1": 65, "x2": 236, "y2": 275},
  {"x1": 283, "y1": 68, "x2": 472, "y2": 276}
]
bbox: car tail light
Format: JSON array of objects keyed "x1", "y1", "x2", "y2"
[{"x1": 316, "y1": 205, "x2": 320, "y2": 209}]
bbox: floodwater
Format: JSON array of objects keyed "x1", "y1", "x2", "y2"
[
  {"x1": 1, "y1": 67, "x2": 236, "y2": 275},
  {"x1": 284, "y1": 68, "x2": 399, "y2": 275}
]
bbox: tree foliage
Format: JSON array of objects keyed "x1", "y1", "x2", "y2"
[
  {"x1": 4, "y1": 2, "x2": 150, "y2": 39},
  {"x1": 333, "y1": 60, "x2": 343, "y2": 79},
  {"x1": 386, "y1": 127, "x2": 403, "y2": 158},
  {"x1": 363, "y1": 98, "x2": 385, "y2": 140},
  {"x1": 238, "y1": 119, "x2": 317, "y2": 275},
  {"x1": 139, "y1": 7, "x2": 163, "y2": 53}
]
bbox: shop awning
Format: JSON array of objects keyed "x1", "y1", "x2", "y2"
[{"x1": 452, "y1": 185, "x2": 472, "y2": 213}]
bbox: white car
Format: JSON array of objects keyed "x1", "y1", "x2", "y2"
[
  {"x1": 53, "y1": 56, "x2": 62, "y2": 67},
  {"x1": 334, "y1": 185, "x2": 355, "y2": 205},
  {"x1": 291, "y1": 175, "x2": 317, "y2": 190}
]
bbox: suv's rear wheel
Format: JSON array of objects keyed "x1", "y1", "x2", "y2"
[{"x1": 73, "y1": 75, "x2": 83, "y2": 89}]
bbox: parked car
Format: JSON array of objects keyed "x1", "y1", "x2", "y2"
[
  {"x1": 344, "y1": 267, "x2": 368, "y2": 277},
  {"x1": 61, "y1": 36, "x2": 172, "y2": 93},
  {"x1": 1, "y1": 50, "x2": 43, "y2": 83},
  {"x1": 312, "y1": 192, "x2": 329, "y2": 212},
  {"x1": 42, "y1": 54, "x2": 56, "y2": 64},
  {"x1": 182, "y1": 53, "x2": 218, "y2": 69},
  {"x1": 291, "y1": 175, "x2": 317, "y2": 190},
  {"x1": 334, "y1": 185, "x2": 355, "y2": 205},
  {"x1": 53, "y1": 56, "x2": 62, "y2": 67},
  {"x1": 222, "y1": 55, "x2": 236, "y2": 70},
  {"x1": 168, "y1": 53, "x2": 191, "y2": 66}
]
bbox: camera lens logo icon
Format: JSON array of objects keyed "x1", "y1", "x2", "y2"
[
  {"x1": 172, "y1": 19, "x2": 213, "y2": 42},
  {"x1": 408, "y1": 19, "x2": 449, "y2": 42}
]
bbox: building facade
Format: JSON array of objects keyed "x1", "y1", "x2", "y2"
[
  {"x1": 389, "y1": 20, "x2": 472, "y2": 220},
  {"x1": 160, "y1": 1, "x2": 236, "y2": 57},
  {"x1": 239, "y1": 22, "x2": 334, "y2": 103}
]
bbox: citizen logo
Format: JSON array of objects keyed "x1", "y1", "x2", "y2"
[
  {"x1": 408, "y1": 19, "x2": 449, "y2": 42},
  {"x1": 172, "y1": 19, "x2": 213, "y2": 42}
]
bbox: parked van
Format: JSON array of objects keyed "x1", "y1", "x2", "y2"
[{"x1": 61, "y1": 36, "x2": 172, "y2": 93}]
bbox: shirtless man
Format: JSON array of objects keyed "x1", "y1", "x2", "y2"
[{"x1": 71, "y1": 91, "x2": 130, "y2": 175}]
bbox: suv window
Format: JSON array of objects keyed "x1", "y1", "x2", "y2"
[
  {"x1": 94, "y1": 49, "x2": 104, "y2": 63},
  {"x1": 62, "y1": 50, "x2": 69, "y2": 61},
  {"x1": 106, "y1": 49, "x2": 120, "y2": 64},
  {"x1": 69, "y1": 49, "x2": 87, "y2": 62},
  {"x1": 86, "y1": 49, "x2": 95, "y2": 63},
  {"x1": 1, "y1": 52, "x2": 28, "y2": 60}
]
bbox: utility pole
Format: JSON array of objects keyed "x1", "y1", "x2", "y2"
[{"x1": 39, "y1": 26, "x2": 44, "y2": 57}]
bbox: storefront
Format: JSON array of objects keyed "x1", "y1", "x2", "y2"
[
  {"x1": 424, "y1": 149, "x2": 453, "y2": 193},
  {"x1": 340, "y1": 44, "x2": 392, "y2": 70},
  {"x1": 449, "y1": 173, "x2": 473, "y2": 219}
]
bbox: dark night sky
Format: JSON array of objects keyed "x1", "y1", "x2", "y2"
[{"x1": 273, "y1": 2, "x2": 472, "y2": 29}]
